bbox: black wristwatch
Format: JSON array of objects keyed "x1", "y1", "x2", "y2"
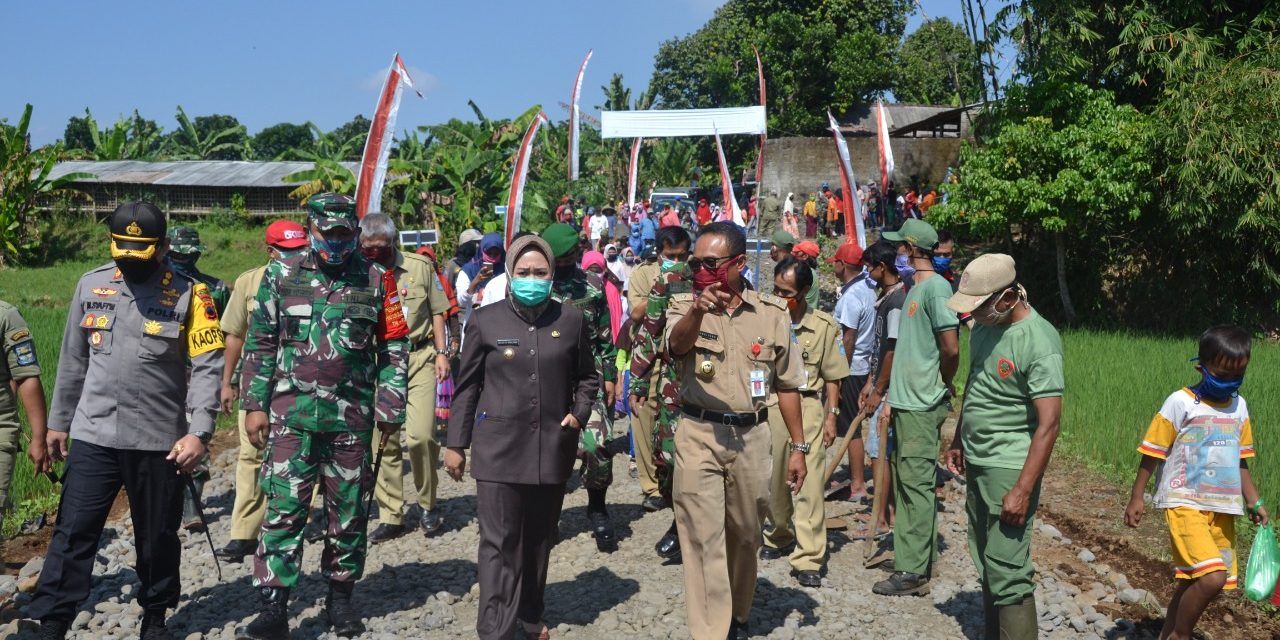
[{"x1": 193, "y1": 431, "x2": 213, "y2": 445}]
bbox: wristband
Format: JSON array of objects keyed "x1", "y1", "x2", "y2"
[{"x1": 1249, "y1": 498, "x2": 1264, "y2": 514}]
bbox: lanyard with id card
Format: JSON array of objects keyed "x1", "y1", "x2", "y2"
[{"x1": 750, "y1": 369, "x2": 768, "y2": 399}]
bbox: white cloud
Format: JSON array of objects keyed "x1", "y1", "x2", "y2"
[{"x1": 363, "y1": 65, "x2": 440, "y2": 96}]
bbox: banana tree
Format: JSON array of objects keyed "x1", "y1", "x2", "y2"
[
  {"x1": 166, "y1": 106, "x2": 249, "y2": 160},
  {"x1": 0, "y1": 105, "x2": 93, "y2": 264}
]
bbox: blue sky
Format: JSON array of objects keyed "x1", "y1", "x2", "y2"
[{"x1": 4, "y1": 0, "x2": 971, "y2": 146}]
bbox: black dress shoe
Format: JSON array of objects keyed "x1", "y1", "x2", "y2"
[
  {"x1": 38, "y1": 619, "x2": 70, "y2": 640},
  {"x1": 758, "y1": 544, "x2": 792, "y2": 561},
  {"x1": 655, "y1": 526, "x2": 681, "y2": 559},
  {"x1": 420, "y1": 509, "x2": 444, "y2": 536},
  {"x1": 216, "y1": 539, "x2": 258, "y2": 561},
  {"x1": 369, "y1": 523, "x2": 406, "y2": 544},
  {"x1": 727, "y1": 619, "x2": 749, "y2": 640},
  {"x1": 589, "y1": 511, "x2": 617, "y2": 552},
  {"x1": 642, "y1": 495, "x2": 670, "y2": 512},
  {"x1": 794, "y1": 570, "x2": 822, "y2": 588}
]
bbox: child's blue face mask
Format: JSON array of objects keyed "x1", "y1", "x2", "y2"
[{"x1": 1196, "y1": 366, "x2": 1244, "y2": 402}]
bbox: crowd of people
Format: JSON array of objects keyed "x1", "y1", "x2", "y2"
[{"x1": 0, "y1": 191, "x2": 1260, "y2": 640}]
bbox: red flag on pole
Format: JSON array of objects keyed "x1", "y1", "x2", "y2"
[
  {"x1": 355, "y1": 53, "x2": 423, "y2": 219},
  {"x1": 828, "y1": 111, "x2": 866, "y2": 247},
  {"x1": 713, "y1": 127, "x2": 744, "y2": 226},
  {"x1": 567, "y1": 49, "x2": 593, "y2": 181},
  {"x1": 506, "y1": 111, "x2": 550, "y2": 248},
  {"x1": 626, "y1": 137, "x2": 642, "y2": 211},
  {"x1": 875, "y1": 99, "x2": 895, "y2": 194},
  {"x1": 752, "y1": 46, "x2": 767, "y2": 188}
]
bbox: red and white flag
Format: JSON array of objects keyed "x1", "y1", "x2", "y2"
[
  {"x1": 506, "y1": 111, "x2": 550, "y2": 248},
  {"x1": 626, "y1": 137, "x2": 642, "y2": 211},
  {"x1": 876, "y1": 99, "x2": 895, "y2": 194},
  {"x1": 567, "y1": 49, "x2": 593, "y2": 181},
  {"x1": 752, "y1": 46, "x2": 767, "y2": 187},
  {"x1": 355, "y1": 53, "x2": 423, "y2": 219},
  {"x1": 713, "y1": 127, "x2": 744, "y2": 226},
  {"x1": 828, "y1": 111, "x2": 866, "y2": 247}
]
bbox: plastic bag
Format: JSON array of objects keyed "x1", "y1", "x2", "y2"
[{"x1": 1244, "y1": 524, "x2": 1279, "y2": 601}]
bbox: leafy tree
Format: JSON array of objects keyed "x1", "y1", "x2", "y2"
[
  {"x1": 0, "y1": 105, "x2": 92, "y2": 264},
  {"x1": 929, "y1": 83, "x2": 1153, "y2": 324},
  {"x1": 253, "y1": 122, "x2": 315, "y2": 161},
  {"x1": 167, "y1": 106, "x2": 250, "y2": 160},
  {"x1": 63, "y1": 114, "x2": 95, "y2": 152},
  {"x1": 330, "y1": 115, "x2": 372, "y2": 160},
  {"x1": 895, "y1": 18, "x2": 982, "y2": 105},
  {"x1": 649, "y1": 0, "x2": 912, "y2": 136}
]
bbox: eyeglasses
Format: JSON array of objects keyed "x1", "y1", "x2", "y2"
[{"x1": 687, "y1": 253, "x2": 743, "y2": 272}]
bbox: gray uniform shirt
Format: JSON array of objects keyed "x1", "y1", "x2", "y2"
[{"x1": 49, "y1": 262, "x2": 225, "y2": 451}]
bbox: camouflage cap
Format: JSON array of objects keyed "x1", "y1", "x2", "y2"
[
  {"x1": 166, "y1": 225, "x2": 205, "y2": 254},
  {"x1": 306, "y1": 193, "x2": 358, "y2": 231}
]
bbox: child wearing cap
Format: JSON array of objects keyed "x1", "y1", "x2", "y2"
[{"x1": 1125, "y1": 325, "x2": 1265, "y2": 640}]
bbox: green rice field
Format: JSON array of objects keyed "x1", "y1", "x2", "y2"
[{"x1": 0, "y1": 222, "x2": 1276, "y2": 538}]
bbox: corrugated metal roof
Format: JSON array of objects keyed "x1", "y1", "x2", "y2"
[
  {"x1": 838, "y1": 103, "x2": 975, "y2": 136},
  {"x1": 45, "y1": 160, "x2": 360, "y2": 188}
]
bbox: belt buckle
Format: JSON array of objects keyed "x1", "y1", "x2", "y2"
[{"x1": 722, "y1": 413, "x2": 741, "y2": 427}]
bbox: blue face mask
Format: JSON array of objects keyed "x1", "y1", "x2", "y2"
[
  {"x1": 661, "y1": 258, "x2": 680, "y2": 272},
  {"x1": 311, "y1": 233, "x2": 357, "y2": 267},
  {"x1": 896, "y1": 253, "x2": 916, "y2": 281},
  {"x1": 510, "y1": 277, "x2": 553, "y2": 306},
  {"x1": 1197, "y1": 367, "x2": 1243, "y2": 402},
  {"x1": 932, "y1": 256, "x2": 952, "y2": 273}
]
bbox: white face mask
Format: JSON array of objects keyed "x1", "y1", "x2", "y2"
[{"x1": 973, "y1": 288, "x2": 1021, "y2": 326}]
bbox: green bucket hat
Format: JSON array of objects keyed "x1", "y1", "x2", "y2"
[{"x1": 166, "y1": 226, "x2": 205, "y2": 255}]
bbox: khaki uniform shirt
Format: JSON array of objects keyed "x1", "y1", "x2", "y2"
[
  {"x1": 392, "y1": 251, "x2": 449, "y2": 352},
  {"x1": 666, "y1": 289, "x2": 804, "y2": 414},
  {"x1": 626, "y1": 262, "x2": 661, "y2": 310},
  {"x1": 222, "y1": 265, "x2": 267, "y2": 338},
  {"x1": 0, "y1": 301, "x2": 41, "y2": 436},
  {"x1": 793, "y1": 308, "x2": 850, "y2": 395},
  {"x1": 50, "y1": 263, "x2": 225, "y2": 450}
]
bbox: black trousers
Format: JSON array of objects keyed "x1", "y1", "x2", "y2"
[
  {"x1": 28, "y1": 440, "x2": 184, "y2": 621},
  {"x1": 836, "y1": 374, "x2": 869, "y2": 438},
  {"x1": 475, "y1": 481, "x2": 565, "y2": 640}
]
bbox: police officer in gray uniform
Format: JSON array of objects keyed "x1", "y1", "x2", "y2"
[{"x1": 29, "y1": 202, "x2": 225, "y2": 640}]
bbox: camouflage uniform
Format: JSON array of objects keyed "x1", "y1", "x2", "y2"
[
  {"x1": 240, "y1": 247, "x2": 409, "y2": 588},
  {"x1": 550, "y1": 267, "x2": 617, "y2": 490},
  {"x1": 166, "y1": 226, "x2": 229, "y2": 526},
  {"x1": 627, "y1": 263, "x2": 691, "y2": 500}
]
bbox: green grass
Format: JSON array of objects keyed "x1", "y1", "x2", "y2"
[{"x1": 0, "y1": 221, "x2": 271, "y2": 535}]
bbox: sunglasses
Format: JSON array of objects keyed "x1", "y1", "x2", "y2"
[{"x1": 687, "y1": 253, "x2": 743, "y2": 272}]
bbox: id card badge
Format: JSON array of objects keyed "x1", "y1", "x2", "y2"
[{"x1": 750, "y1": 370, "x2": 768, "y2": 398}]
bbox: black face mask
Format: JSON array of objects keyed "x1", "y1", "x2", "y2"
[{"x1": 116, "y1": 258, "x2": 160, "y2": 283}]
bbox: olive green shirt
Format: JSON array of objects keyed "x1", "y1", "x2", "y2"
[
  {"x1": 0, "y1": 301, "x2": 41, "y2": 435},
  {"x1": 887, "y1": 274, "x2": 959, "y2": 411}
]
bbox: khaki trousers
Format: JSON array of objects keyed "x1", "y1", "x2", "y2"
[
  {"x1": 375, "y1": 348, "x2": 439, "y2": 525},
  {"x1": 763, "y1": 394, "x2": 827, "y2": 571},
  {"x1": 229, "y1": 409, "x2": 267, "y2": 540},
  {"x1": 673, "y1": 414, "x2": 772, "y2": 640},
  {"x1": 631, "y1": 399, "x2": 659, "y2": 497}
]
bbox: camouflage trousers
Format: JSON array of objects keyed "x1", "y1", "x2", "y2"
[
  {"x1": 578, "y1": 401, "x2": 613, "y2": 491},
  {"x1": 253, "y1": 423, "x2": 374, "y2": 588},
  {"x1": 652, "y1": 376, "x2": 681, "y2": 501}
]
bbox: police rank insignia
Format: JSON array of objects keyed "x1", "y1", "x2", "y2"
[
  {"x1": 144, "y1": 320, "x2": 163, "y2": 335},
  {"x1": 91, "y1": 287, "x2": 118, "y2": 298}
]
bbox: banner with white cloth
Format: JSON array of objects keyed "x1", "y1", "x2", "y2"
[{"x1": 600, "y1": 106, "x2": 766, "y2": 139}]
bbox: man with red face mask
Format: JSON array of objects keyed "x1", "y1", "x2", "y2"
[
  {"x1": 666, "y1": 221, "x2": 808, "y2": 640},
  {"x1": 358, "y1": 213, "x2": 453, "y2": 543}
]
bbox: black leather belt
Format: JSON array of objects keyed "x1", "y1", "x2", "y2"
[
  {"x1": 683, "y1": 406, "x2": 768, "y2": 428},
  {"x1": 799, "y1": 389, "x2": 820, "y2": 397}
]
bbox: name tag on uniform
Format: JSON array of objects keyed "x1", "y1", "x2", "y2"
[
  {"x1": 750, "y1": 370, "x2": 767, "y2": 398},
  {"x1": 496, "y1": 339, "x2": 520, "y2": 346}
]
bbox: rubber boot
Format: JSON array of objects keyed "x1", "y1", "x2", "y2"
[
  {"x1": 997, "y1": 596, "x2": 1037, "y2": 640},
  {"x1": 981, "y1": 586, "x2": 998, "y2": 640},
  {"x1": 236, "y1": 587, "x2": 290, "y2": 640},
  {"x1": 326, "y1": 581, "x2": 365, "y2": 638}
]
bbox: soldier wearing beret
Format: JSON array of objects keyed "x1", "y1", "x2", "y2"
[{"x1": 30, "y1": 202, "x2": 225, "y2": 640}]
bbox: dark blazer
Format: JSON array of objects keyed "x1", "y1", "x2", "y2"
[{"x1": 447, "y1": 299, "x2": 598, "y2": 485}]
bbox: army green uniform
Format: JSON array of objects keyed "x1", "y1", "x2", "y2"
[
  {"x1": 762, "y1": 308, "x2": 849, "y2": 572},
  {"x1": 374, "y1": 251, "x2": 450, "y2": 525},
  {"x1": 241, "y1": 251, "x2": 410, "y2": 587},
  {"x1": 628, "y1": 263, "x2": 691, "y2": 500},
  {"x1": 0, "y1": 301, "x2": 40, "y2": 512},
  {"x1": 550, "y1": 267, "x2": 617, "y2": 490}
]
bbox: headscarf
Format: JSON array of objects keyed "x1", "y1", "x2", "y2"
[
  {"x1": 784, "y1": 192, "x2": 794, "y2": 215},
  {"x1": 505, "y1": 235, "x2": 555, "y2": 321},
  {"x1": 582, "y1": 250, "x2": 623, "y2": 341},
  {"x1": 462, "y1": 233, "x2": 505, "y2": 280},
  {"x1": 605, "y1": 243, "x2": 631, "y2": 285}
]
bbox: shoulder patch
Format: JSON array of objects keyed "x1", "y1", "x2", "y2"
[
  {"x1": 811, "y1": 309, "x2": 839, "y2": 330},
  {"x1": 757, "y1": 293, "x2": 788, "y2": 310},
  {"x1": 9, "y1": 328, "x2": 30, "y2": 343},
  {"x1": 670, "y1": 292, "x2": 695, "y2": 302}
]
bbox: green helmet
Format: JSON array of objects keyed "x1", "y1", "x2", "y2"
[
  {"x1": 167, "y1": 226, "x2": 205, "y2": 255},
  {"x1": 306, "y1": 193, "x2": 358, "y2": 231}
]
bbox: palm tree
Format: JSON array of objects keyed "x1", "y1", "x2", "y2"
[{"x1": 166, "y1": 106, "x2": 249, "y2": 160}]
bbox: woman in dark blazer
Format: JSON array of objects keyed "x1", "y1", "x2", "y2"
[{"x1": 445, "y1": 235, "x2": 598, "y2": 640}]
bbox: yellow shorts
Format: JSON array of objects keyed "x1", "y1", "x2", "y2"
[{"x1": 1165, "y1": 507, "x2": 1237, "y2": 589}]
